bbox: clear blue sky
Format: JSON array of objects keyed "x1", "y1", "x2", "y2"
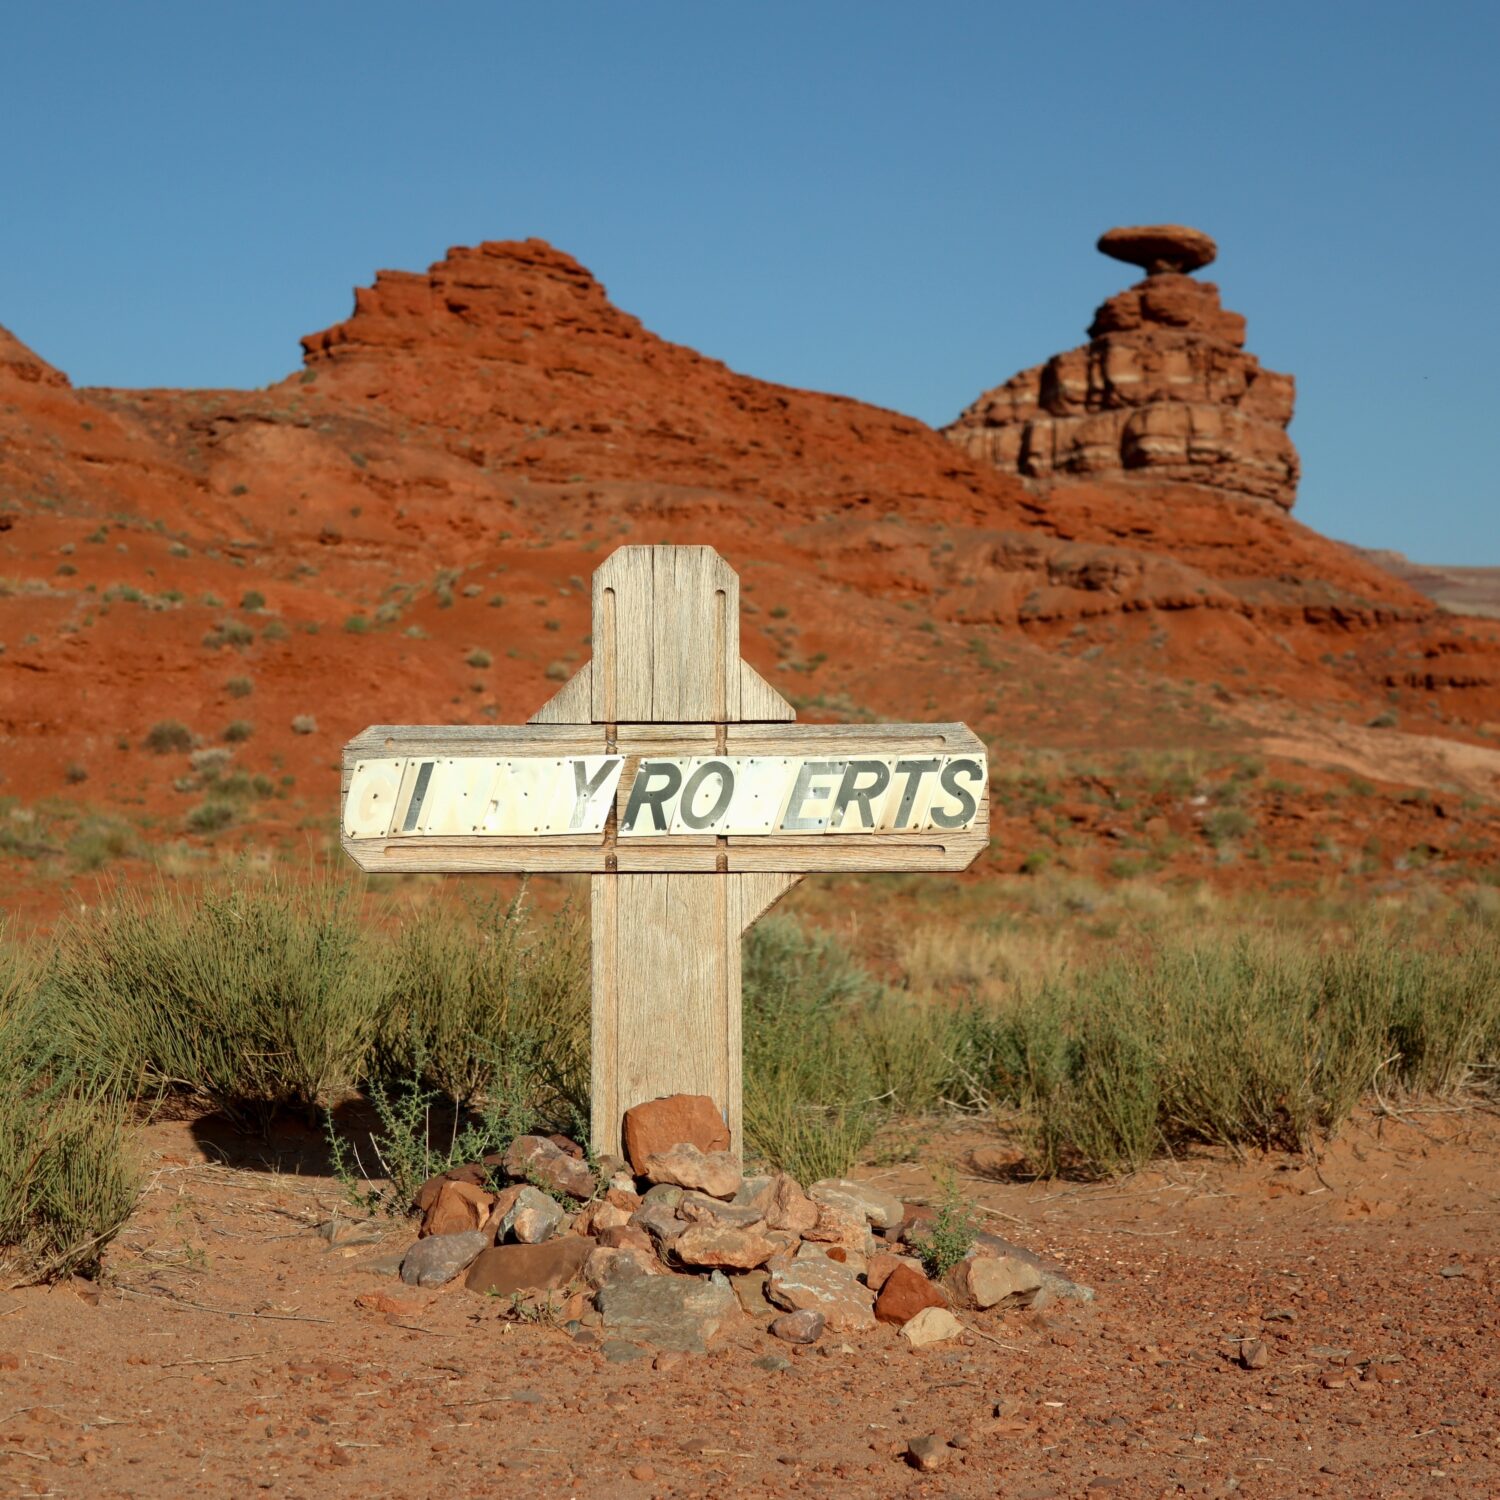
[{"x1": 4, "y1": 3, "x2": 1496, "y2": 560}]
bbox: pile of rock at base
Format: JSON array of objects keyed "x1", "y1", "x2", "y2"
[{"x1": 394, "y1": 1093, "x2": 1091, "y2": 1355}]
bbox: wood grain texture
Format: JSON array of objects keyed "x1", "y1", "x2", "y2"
[
  {"x1": 589, "y1": 870, "x2": 803, "y2": 1158},
  {"x1": 528, "y1": 662, "x2": 593, "y2": 725}
]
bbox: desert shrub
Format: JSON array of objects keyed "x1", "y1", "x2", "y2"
[
  {"x1": 223, "y1": 720, "x2": 253, "y2": 743},
  {"x1": 226, "y1": 676, "x2": 253, "y2": 698},
  {"x1": 741, "y1": 918, "x2": 892, "y2": 1179},
  {"x1": 466, "y1": 648, "x2": 492, "y2": 669},
  {"x1": 373, "y1": 889, "x2": 588, "y2": 1121},
  {"x1": 144, "y1": 720, "x2": 192, "y2": 754},
  {"x1": 0, "y1": 1071, "x2": 140, "y2": 1283},
  {"x1": 0, "y1": 935, "x2": 139, "y2": 1282},
  {"x1": 42, "y1": 877, "x2": 379, "y2": 1122},
  {"x1": 965, "y1": 914, "x2": 1500, "y2": 1178},
  {"x1": 291, "y1": 714, "x2": 317, "y2": 735},
  {"x1": 186, "y1": 801, "x2": 234, "y2": 832}
]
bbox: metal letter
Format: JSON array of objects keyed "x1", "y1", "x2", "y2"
[
  {"x1": 571, "y1": 757, "x2": 624, "y2": 831},
  {"x1": 779, "y1": 760, "x2": 846, "y2": 832},
  {"x1": 678, "y1": 760, "x2": 735, "y2": 831},
  {"x1": 890, "y1": 759, "x2": 940, "y2": 829},
  {"x1": 930, "y1": 757, "x2": 983, "y2": 829},
  {"x1": 831, "y1": 759, "x2": 891, "y2": 830},
  {"x1": 621, "y1": 760, "x2": 683, "y2": 833}
]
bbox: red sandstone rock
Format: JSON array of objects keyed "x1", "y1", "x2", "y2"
[
  {"x1": 463, "y1": 1237, "x2": 594, "y2": 1297},
  {"x1": 875, "y1": 1264, "x2": 949, "y2": 1326},
  {"x1": 420, "y1": 1179, "x2": 496, "y2": 1238},
  {"x1": 622, "y1": 1095, "x2": 731, "y2": 1174},
  {"x1": 945, "y1": 228, "x2": 1299, "y2": 510},
  {"x1": 1097, "y1": 224, "x2": 1217, "y2": 275}
]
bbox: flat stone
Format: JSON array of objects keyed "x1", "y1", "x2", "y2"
[
  {"x1": 463, "y1": 1237, "x2": 594, "y2": 1297},
  {"x1": 732, "y1": 1269, "x2": 775, "y2": 1317},
  {"x1": 944, "y1": 1252, "x2": 1043, "y2": 1310},
  {"x1": 503, "y1": 1135, "x2": 596, "y2": 1202},
  {"x1": 770, "y1": 1309, "x2": 825, "y2": 1344},
  {"x1": 400, "y1": 1230, "x2": 490, "y2": 1287},
  {"x1": 755, "y1": 1354, "x2": 791, "y2": 1372},
  {"x1": 678, "y1": 1193, "x2": 766, "y2": 1229},
  {"x1": 901, "y1": 1306, "x2": 964, "y2": 1348},
  {"x1": 595, "y1": 1272, "x2": 740, "y2": 1354},
  {"x1": 808, "y1": 1178, "x2": 904, "y2": 1230},
  {"x1": 766, "y1": 1257, "x2": 875, "y2": 1334},
  {"x1": 622, "y1": 1094, "x2": 731, "y2": 1174},
  {"x1": 642, "y1": 1144, "x2": 741, "y2": 1200},
  {"x1": 670, "y1": 1222, "x2": 777, "y2": 1272},
  {"x1": 602, "y1": 1339, "x2": 648, "y2": 1364},
  {"x1": 1097, "y1": 223, "x2": 1217, "y2": 275}
]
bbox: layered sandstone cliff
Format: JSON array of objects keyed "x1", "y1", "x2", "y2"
[{"x1": 945, "y1": 225, "x2": 1299, "y2": 509}]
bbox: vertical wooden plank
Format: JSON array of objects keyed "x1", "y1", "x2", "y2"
[
  {"x1": 592, "y1": 869, "x2": 802, "y2": 1160},
  {"x1": 591, "y1": 547, "x2": 656, "y2": 723},
  {"x1": 590, "y1": 873, "x2": 619, "y2": 1158},
  {"x1": 597, "y1": 873, "x2": 728, "y2": 1157}
]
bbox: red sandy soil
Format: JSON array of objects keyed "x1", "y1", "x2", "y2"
[
  {"x1": 2, "y1": 239, "x2": 1499, "y2": 923},
  {"x1": 4, "y1": 1107, "x2": 1496, "y2": 1497}
]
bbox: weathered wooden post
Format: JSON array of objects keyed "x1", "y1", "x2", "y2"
[{"x1": 342, "y1": 545, "x2": 987, "y2": 1158}]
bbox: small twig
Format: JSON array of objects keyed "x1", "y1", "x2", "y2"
[
  {"x1": 966, "y1": 1328, "x2": 1021, "y2": 1350},
  {"x1": 115, "y1": 1285, "x2": 331, "y2": 1325},
  {"x1": 161, "y1": 1354, "x2": 263, "y2": 1368}
]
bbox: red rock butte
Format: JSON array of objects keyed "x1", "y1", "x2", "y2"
[{"x1": 944, "y1": 225, "x2": 1298, "y2": 509}]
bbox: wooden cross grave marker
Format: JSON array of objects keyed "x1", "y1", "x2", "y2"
[{"x1": 341, "y1": 545, "x2": 989, "y2": 1159}]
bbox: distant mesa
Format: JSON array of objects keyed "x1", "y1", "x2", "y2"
[
  {"x1": 1097, "y1": 224, "x2": 1217, "y2": 276},
  {"x1": 945, "y1": 224, "x2": 1299, "y2": 510}
]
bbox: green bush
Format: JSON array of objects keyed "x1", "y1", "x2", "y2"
[
  {"x1": 144, "y1": 720, "x2": 192, "y2": 754},
  {"x1": 42, "y1": 878, "x2": 379, "y2": 1123},
  {"x1": 0, "y1": 932, "x2": 140, "y2": 1282},
  {"x1": 373, "y1": 891, "x2": 588, "y2": 1120}
]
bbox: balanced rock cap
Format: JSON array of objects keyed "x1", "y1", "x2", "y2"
[{"x1": 1097, "y1": 224, "x2": 1217, "y2": 275}]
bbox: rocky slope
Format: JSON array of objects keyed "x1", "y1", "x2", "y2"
[{"x1": 1, "y1": 236, "x2": 1497, "y2": 916}]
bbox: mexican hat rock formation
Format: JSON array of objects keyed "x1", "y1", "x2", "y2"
[{"x1": 944, "y1": 225, "x2": 1299, "y2": 509}]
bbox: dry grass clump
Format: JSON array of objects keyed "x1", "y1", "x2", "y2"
[{"x1": 0, "y1": 929, "x2": 139, "y2": 1283}]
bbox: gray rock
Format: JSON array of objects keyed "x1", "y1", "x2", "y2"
[
  {"x1": 595, "y1": 1272, "x2": 740, "y2": 1353},
  {"x1": 629, "y1": 1199, "x2": 687, "y2": 1246},
  {"x1": 808, "y1": 1178, "x2": 904, "y2": 1230},
  {"x1": 400, "y1": 1230, "x2": 490, "y2": 1287},
  {"x1": 770, "y1": 1308, "x2": 825, "y2": 1344},
  {"x1": 601, "y1": 1339, "x2": 648, "y2": 1364},
  {"x1": 754, "y1": 1353, "x2": 791, "y2": 1372},
  {"x1": 498, "y1": 1184, "x2": 565, "y2": 1245},
  {"x1": 678, "y1": 1193, "x2": 767, "y2": 1229},
  {"x1": 965, "y1": 1230, "x2": 1094, "y2": 1303}
]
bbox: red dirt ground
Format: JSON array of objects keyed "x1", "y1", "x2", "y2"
[{"x1": 4, "y1": 1107, "x2": 1496, "y2": 1497}]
